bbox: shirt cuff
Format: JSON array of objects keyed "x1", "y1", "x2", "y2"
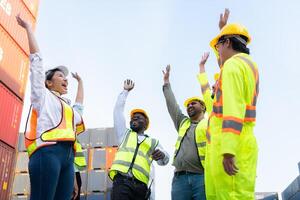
[
  {"x1": 30, "y1": 52, "x2": 42, "y2": 63},
  {"x1": 73, "y1": 103, "x2": 84, "y2": 115}
]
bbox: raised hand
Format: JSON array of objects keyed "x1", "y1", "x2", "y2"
[
  {"x1": 16, "y1": 14, "x2": 31, "y2": 29},
  {"x1": 199, "y1": 52, "x2": 210, "y2": 73},
  {"x1": 71, "y1": 72, "x2": 82, "y2": 83},
  {"x1": 219, "y1": 8, "x2": 230, "y2": 30},
  {"x1": 162, "y1": 64, "x2": 171, "y2": 84},
  {"x1": 123, "y1": 79, "x2": 134, "y2": 91}
]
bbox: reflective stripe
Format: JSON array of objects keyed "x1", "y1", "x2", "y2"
[
  {"x1": 206, "y1": 130, "x2": 211, "y2": 143},
  {"x1": 216, "y1": 88, "x2": 222, "y2": 102},
  {"x1": 245, "y1": 109, "x2": 256, "y2": 119},
  {"x1": 197, "y1": 142, "x2": 206, "y2": 148},
  {"x1": 201, "y1": 83, "x2": 210, "y2": 93},
  {"x1": 148, "y1": 138, "x2": 158, "y2": 157},
  {"x1": 113, "y1": 160, "x2": 149, "y2": 179},
  {"x1": 120, "y1": 130, "x2": 131, "y2": 148},
  {"x1": 213, "y1": 105, "x2": 223, "y2": 115},
  {"x1": 236, "y1": 56, "x2": 259, "y2": 106},
  {"x1": 222, "y1": 119, "x2": 243, "y2": 134},
  {"x1": 117, "y1": 148, "x2": 152, "y2": 165},
  {"x1": 75, "y1": 152, "x2": 84, "y2": 157}
]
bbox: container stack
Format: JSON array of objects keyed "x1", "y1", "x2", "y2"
[
  {"x1": 12, "y1": 127, "x2": 118, "y2": 200},
  {"x1": 255, "y1": 192, "x2": 278, "y2": 200},
  {"x1": 0, "y1": 0, "x2": 39, "y2": 199},
  {"x1": 78, "y1": 127, "x2": 118, "y2": 200},
  {"x1": 281, "y1": 161, "x2": 300, "y2": 200}
]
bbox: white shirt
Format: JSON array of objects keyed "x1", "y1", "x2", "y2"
[
  {"x1": 113, "y1": 90, "x2": 169, "y2": 166},
  {"x1": 29, "y1": 53, "x2": 83, "y2": 146}
]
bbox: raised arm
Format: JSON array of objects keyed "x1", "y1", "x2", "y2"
[
  {"x1": 162, "y1": 65, "x2": 186, "y2": 131},
  {"x1": 16, "y1": 15, "x2": 45, "y2": 110},
  {"x1": 113, "y1": 79, "x2": 135, "y2": 144},
  {"x1": 16, "y1": 15, "x2": 39, "y2": 54},
  {"x1": 72, "y1": 72, "x2": 84, "y2": 116},
  {"x1": 72, "y1": 72, "x2": 84, "y2": 104},
  {"x1": 197, "y1": 52, "x2": 214, "y2": 114}
]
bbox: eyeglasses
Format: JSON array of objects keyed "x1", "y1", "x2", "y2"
[{"x1": 214, "y1": 38, "x2": 226, "y2": 50}]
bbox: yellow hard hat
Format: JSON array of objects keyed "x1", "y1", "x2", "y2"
[
  {"x1": 130, "y1": 108, "x2": 150, "y2": 129},
  {"x1": 210, "y1": 23, "x2": 251, "y2": 51},
  {"x1": 214, "y1": 73, "x2": 220, "y2": 81},
  {"x1": 184, "y1": 96, "x2": 205, "y2": 108}
]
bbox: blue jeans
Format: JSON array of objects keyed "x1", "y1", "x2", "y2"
[
  {"x1": 171, "y1": 172, "x2": 206, "y2": 200},
  {"x1": 28, "y1": 142, "x2": 75, "y2": 200}
]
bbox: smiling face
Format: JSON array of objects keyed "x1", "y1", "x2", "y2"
[
  {"x1": 186, "y1": 100, "x2": 206, "y2": 119},
  {"x1": 45, "y1": 70, "x2": 68, "y2": 95}
]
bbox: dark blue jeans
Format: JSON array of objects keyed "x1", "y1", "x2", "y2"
[
  {"x1": 28, "y1": 142, "x2": 75, "y2": 200},
  {"x1": 171, "y1": 172, "x2": 206, "y2": 200}
]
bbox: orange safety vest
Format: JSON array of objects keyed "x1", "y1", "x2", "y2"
[{"x1": 25, "y1": 95, "x2": 85, "y2": 157}]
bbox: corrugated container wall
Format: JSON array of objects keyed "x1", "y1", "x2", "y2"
[
  {"x1": 0, "y1": 0, "x2": 36, "y2": 55},
  {"x1": 0, "y1": 25, "x2": 29, "y2": 100},
  {"x1": 0, "y1": 82, "x2": 23, "y2": 148},
  {"x1": 22, "y1": 0, "x2": 39, "y2": 19},
  {"x1": 0, "y1": 141, "x2": 15, "y2": 200}
]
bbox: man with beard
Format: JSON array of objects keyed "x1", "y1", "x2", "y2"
[
  {"x1": 162, "y1": 65, "x2": 207, "y2": 200},
  {"x1": 109, "y1": 79, "x2": 169, "y2": 200}
]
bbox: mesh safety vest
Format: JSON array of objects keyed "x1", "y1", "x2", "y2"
[
  {"x1": 25, "y1": 95, "x2": 85, "y2": 157},
  {"x1": 74, "y1": 140, "x2": 87, "y2": 171},
  {"x1": 109, "y1": 130, "x2": 158, "y2": 185},
  {"x1": 174, "y1": 117, "x2": 207, "y2": 168}
]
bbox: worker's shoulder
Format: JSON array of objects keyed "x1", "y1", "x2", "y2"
[{"x1": 224, "y1": 53, "x2": 256, "y2": 73}]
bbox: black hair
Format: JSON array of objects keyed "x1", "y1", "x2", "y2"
[
  {"x1": 45, "y1": 68, "x2": 63, "y2": 88},
  {"x1": 219, "y1": 35, "x2": 250, "y2": 54}
]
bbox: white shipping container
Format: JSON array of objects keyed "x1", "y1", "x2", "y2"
[
  {"x1": 89, "y1": 128, "x2": 108, "y2": 148},
  {"x1": 90, "y1": 148, "x2": 106, "y2": 169},
  {"x1": 87, "y1": 170, "x2": 107, "y2": 192},
  {"x1": 15, "y1": 152, "x2": 29, "y2": 173},
  {"x1": 12, "y1": 173, "x2": 30, "y2": 195},
  {"x1": 106, "y1": 128, "x2": 118, "y2": 147}
]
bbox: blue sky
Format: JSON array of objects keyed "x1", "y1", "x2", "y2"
[{"x1": 20, "y1": 1, "x2": 300, "y2": 199}]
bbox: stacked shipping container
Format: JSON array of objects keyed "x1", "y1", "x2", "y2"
[
  {"x1": 281, "y1": 162, "x2": 300, "y2": 200},
  {"x1": 79, "y1": 128, "x2": 118, "y2": 200},
  {"x1": 0, "y1": 0, "x2": 39, "y2": 199},
  {"x1": 12, "y1": 128, "x2": 118, "y2": 200}
]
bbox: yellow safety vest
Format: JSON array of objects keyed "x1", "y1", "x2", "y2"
[
  {"x1": 174, "y1": 117, "x2": 207, "y2": 168},
  {"x1": 25, "y1": 95, "x2": 85, "y2": 157},
  {"x1": 109, "y1": 130, "x2": 158, "y2": 185},
  {"x1": 74, "y1": 140, "x2": 87, "y2": 171}
]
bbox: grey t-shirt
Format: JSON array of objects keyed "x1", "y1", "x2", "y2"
[{"x1": 163, "y1": 83, "x2": 204, "y2": 174}]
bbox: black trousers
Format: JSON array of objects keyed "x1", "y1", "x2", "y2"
[
  {"x1": 111, "y1": 174, "x2": 148, "y2": 200},
  {"x1": 72, "y1": 172, "x2": 82, "y2": 200}
]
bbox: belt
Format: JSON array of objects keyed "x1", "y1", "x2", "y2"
[
  {"x1": 115, "y1": 173, "x2": 147, "y2": 186},
  {"x1": 174, "y1": 171, "x2": 202, "y2": 176}
]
